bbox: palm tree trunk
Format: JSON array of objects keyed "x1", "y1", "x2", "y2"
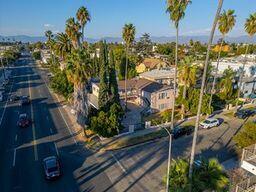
[
  {"x1": 82, "y1": 26, "x2": 84, "y2": 43},
  {"x1": 124, "y1": 45, "x2": 128, "y2": 110},
  {"x1": 74, "y1": 83, "x2": 88, "y2": 126},
  {"x1": 235, "y1": 44, "x2": 249, "y2": 111},
  {"x1": 208, "y1": 37, "x2": 225, "y2": 111},
  {"x1": 181, "y1": 84, "x2": 187, "y2": 120},
  {"x1": 170, "y1": 26, "x2": 179, "y2": 130},
  {"x1": 188, "y1": 0, "x2": 224, "y2": 189}
]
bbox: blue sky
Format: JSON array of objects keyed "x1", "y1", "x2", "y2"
[{"x1": 0, "y1": 0, "x2": 255, "y2": 37}]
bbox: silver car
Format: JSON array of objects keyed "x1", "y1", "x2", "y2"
[
  {"x1": 43, "y1": 156, "x2": 61, "y2": 180},
  {"x1": 199, "y1": 118, "x2": 220, "y2": 129}
]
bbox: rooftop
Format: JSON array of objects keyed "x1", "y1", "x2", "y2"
[{"x1": 139, "y1": 68, "x2": 175, "y2": 80}]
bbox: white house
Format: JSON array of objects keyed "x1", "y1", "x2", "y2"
[{"x1": 211, "y1": 54, "x2": 256, "y2": 77}]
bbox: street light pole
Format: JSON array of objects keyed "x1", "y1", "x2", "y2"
[{"x1": 163, "y1": 127, "x2": 172, "y2": 192}]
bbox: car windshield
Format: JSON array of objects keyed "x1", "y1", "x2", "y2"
[
  {"x1": 46, "y1": 159, "x2": 58, "y2": 172},
  {"x1": 203, "y1": 120, "x2": 211, "y2": 124}
]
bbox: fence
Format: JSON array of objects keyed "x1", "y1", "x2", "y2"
[{"x1": 235, "y1": 176, "x2": 256, "y2": 192}]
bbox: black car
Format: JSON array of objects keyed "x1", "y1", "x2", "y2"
[
  {"x1": 17, "y1": 113, "x2": 31, "y2": 128},
  {"x1": 172, "y1": 126, "x2": 194, "y2": 139},
  {"x1": 20, "y1": 96, "x2": 30, "y2": 106},
  {"x1": 9, "y1": 94, "x2": 20, "y2": 102},
  {"x1": 234, "y1": 109, "x2": 254, "y2": 119},
  {"x1": 43, "y1": 156, "x2": 61, "y2": 180}
]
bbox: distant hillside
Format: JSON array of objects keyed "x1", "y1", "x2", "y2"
[{"x1": 0, "y1": 35, "x2": 255, "y2": 44}]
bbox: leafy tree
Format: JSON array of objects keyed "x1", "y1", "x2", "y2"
[
  {"x1": 233, "y1": 121, "x2": 256, "y2": 148},
  {"x1": 109, "y1": 50, "x2": 120, "y2": 103},
  {"x1": 50, "y1": 69, "x2": 73, "y2": 99},
  {"x1": 122, "y1": 23, "x2": 136, "y2": 109},
  {"x1": 98, "y1": 41, "x2": 110, "y2": 109},
  {"x1": 32, "y1": 51, "x2": 41, "y2": 60},
  {"x1": 136, "y1": 33, "x2": 153, "y2": 57},
  {"x1": 118, "y1": 55, "x2": 137, "y2": 80}
]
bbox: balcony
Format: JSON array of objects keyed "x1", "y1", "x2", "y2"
[
  {"x1": 235, "y1": 176, "x2": 256, "y2": 192},
  {"x1": 241, "y1": 144, "x2": 256, "y2": 175}
]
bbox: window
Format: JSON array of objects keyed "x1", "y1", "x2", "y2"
[
  {"x1": 159, "y1": 104, "x2": 166, "y2": 110},
  {"x1": 159, "y1": 92, "x2": 167, "y2": 99}
]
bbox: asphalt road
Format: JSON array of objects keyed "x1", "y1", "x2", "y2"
[{"x1": 0, "y1": 55, "x2": 114, "y2": 192}]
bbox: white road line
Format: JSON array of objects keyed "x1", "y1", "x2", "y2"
[
  {"x1": 50, "y1": 127, "x2": 53, "y2": 134},
  {"x1": 41, "y1": 73, "x2": 77, "y2": 145},
  {"x1": 111, "y1": 152, "x2": 127, "y2": 174},
  {"x1": 46, "y1": 115, "x2": 49, "y2": 121},
  {"x1": 0, "y1": 80, "x2": 14, "y2": 127},
  {"x1": 28, "y1": 74, "x2": 38, "y2": 161},
  {"x1": 15, "y1": 134, "x2": 18, "y2": 142},
  {"x1": 12, "y1": 148, "x2": 16, "y2": 167},
  {"x1": 54, "y1": 142, "x2": 59, "y2": 156}
]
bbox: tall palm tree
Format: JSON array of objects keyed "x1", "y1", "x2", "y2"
[
  {"x1": 65, "y1": 17, "x2": 81, "y2": 49},
  {"x1": 188, "y1": 0, "x2": 224, "y2": 188},
  {"x1": 219, "y1": 67, "x2": 236, "y2": 100},
  {"x1": 209, "y1": 9, "x2": 236, "y2": 110},
  {"x1": 178, "y1": 56, "x2": 198, "y2": 119},
  {"x1": 55, "y1": 32, "x2": 72, "y2": 60},
  {"x1": 166, "y1": 0, "x2": 191, "y2": 130},
  {"x1": 122, "y1": 23, "x2": 136, "y2": 109},
  {"x1": 235, "y1": 13, "x2": 256, "y2": 110},
  {"x1": 76, "y1": 6, "x2": 91, "y2": 42},
  {"x1": 66, "y1": 49, "x2": 92, "y2": 125}
]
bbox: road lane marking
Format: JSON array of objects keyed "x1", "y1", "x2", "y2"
[
  {"x1": 111, "y1": 152, "x2": 127, "y2": 174},
  {"x1": 15, "y1": 134, "x2": 18, "y2": 142},
  {"x1": 40, "y1": 72, "x2": 77, "y2": 145},
  {"x1": 13, "y1": 148, "x2": 16, "y2": 167},
  {"x1": 46, "y1": 115, "x2": 49, "y2": 121},
  {"x1": 28, "y1": 74, "x2": 38, "y2": 161},
  {"x1": 54, "y1": 142, "x2": 59, "y2": 156},
  {"x1": 50, "y1": 127, "x2": 53, "y2": 134}
]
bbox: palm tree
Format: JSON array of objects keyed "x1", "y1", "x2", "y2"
[
  {"x1": 235, "y1": 13, "x2": 256, "y2": 110},
  {"x1": 209, "y1": 9, "x2": 236, "y2": 110},
  {"x1": 65, "y1": 17, "x2": 81, "y2": 49},
  {"x1": 45, "y1": 30, "x2": 53, "y2": 42},
  {"x1": 122, "y1": 23, "x2": 136, "y2": 109},
  {"x1": 55, "y1": 32, "x2": 72, "y2": 61},
  {"x1": 76, "y1": 6, "x2": 91, "y2": 42},
  {"x1": 178, "y1": 56, "x2": 198, "y2": 119},
  {"x1": 66, "y1": 49, "x2": 92, "y2": 125},
  {"x1": 188, "y1": 0, "x2": 224, "y2": 189},
  {"x1": 193, "y1": 158, "x2": 229, "y2": 191},
  {"x1": 166, "y1": 0, "x2": 191, "y2": 130}
]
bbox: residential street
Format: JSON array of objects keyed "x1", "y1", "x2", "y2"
[{"x1": 0, "y1": 56, "x2": 114, "y2": 192}]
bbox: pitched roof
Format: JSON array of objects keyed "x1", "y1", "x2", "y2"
[{"x1": 139, "y1": 58, "x2": 166, "y2": 69}]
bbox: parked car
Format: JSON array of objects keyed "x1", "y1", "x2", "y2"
[
  {"x1": 234, "y1": 109, "x2": 254, "y2": 119},
  {"x1": 199, "y1": 118, "x2": 220, "y2": 129},
  {"x1": 172, "y1": 125, "x2": 194, "y2": 139},
  {"x1": 9, "y1": 94, "x2": 20, "y2": 102},
  {"x1": 43, "y1": 156, "x2": 61, "y2": 180},
  {"x1": 17, "y1": 113, "x2": 31, "y2": 128},
  {"x1": 2, "y1": 79, "x2": 9, "y2": 86},
  {"x1": 20, "y1": 96, "x2": 30, "y2": 106}
]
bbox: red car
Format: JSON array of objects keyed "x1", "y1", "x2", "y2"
[{"x1": 17, "y1": 113, "x2": 31, "y2": 128}]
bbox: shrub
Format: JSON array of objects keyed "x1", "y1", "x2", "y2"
[{"x1": 32, "y1": 51, "x2": 41, "y2": 60}]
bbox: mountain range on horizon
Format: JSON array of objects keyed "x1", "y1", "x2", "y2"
[{"x1": 0, "y1": 35, "x2": 255, "y2": 44}]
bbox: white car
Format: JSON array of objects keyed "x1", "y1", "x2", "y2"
[{"x1": 199, "y1": 118, "x2": 220, "y2": 129}]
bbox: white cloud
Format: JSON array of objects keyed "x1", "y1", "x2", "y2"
[{"x1": 44, "y1": 24, "x2": 54, "y2": 28}]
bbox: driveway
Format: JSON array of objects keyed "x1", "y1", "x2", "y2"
[{"x1": 121, "y1": 101, "x2": 145, "y2": 132}]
